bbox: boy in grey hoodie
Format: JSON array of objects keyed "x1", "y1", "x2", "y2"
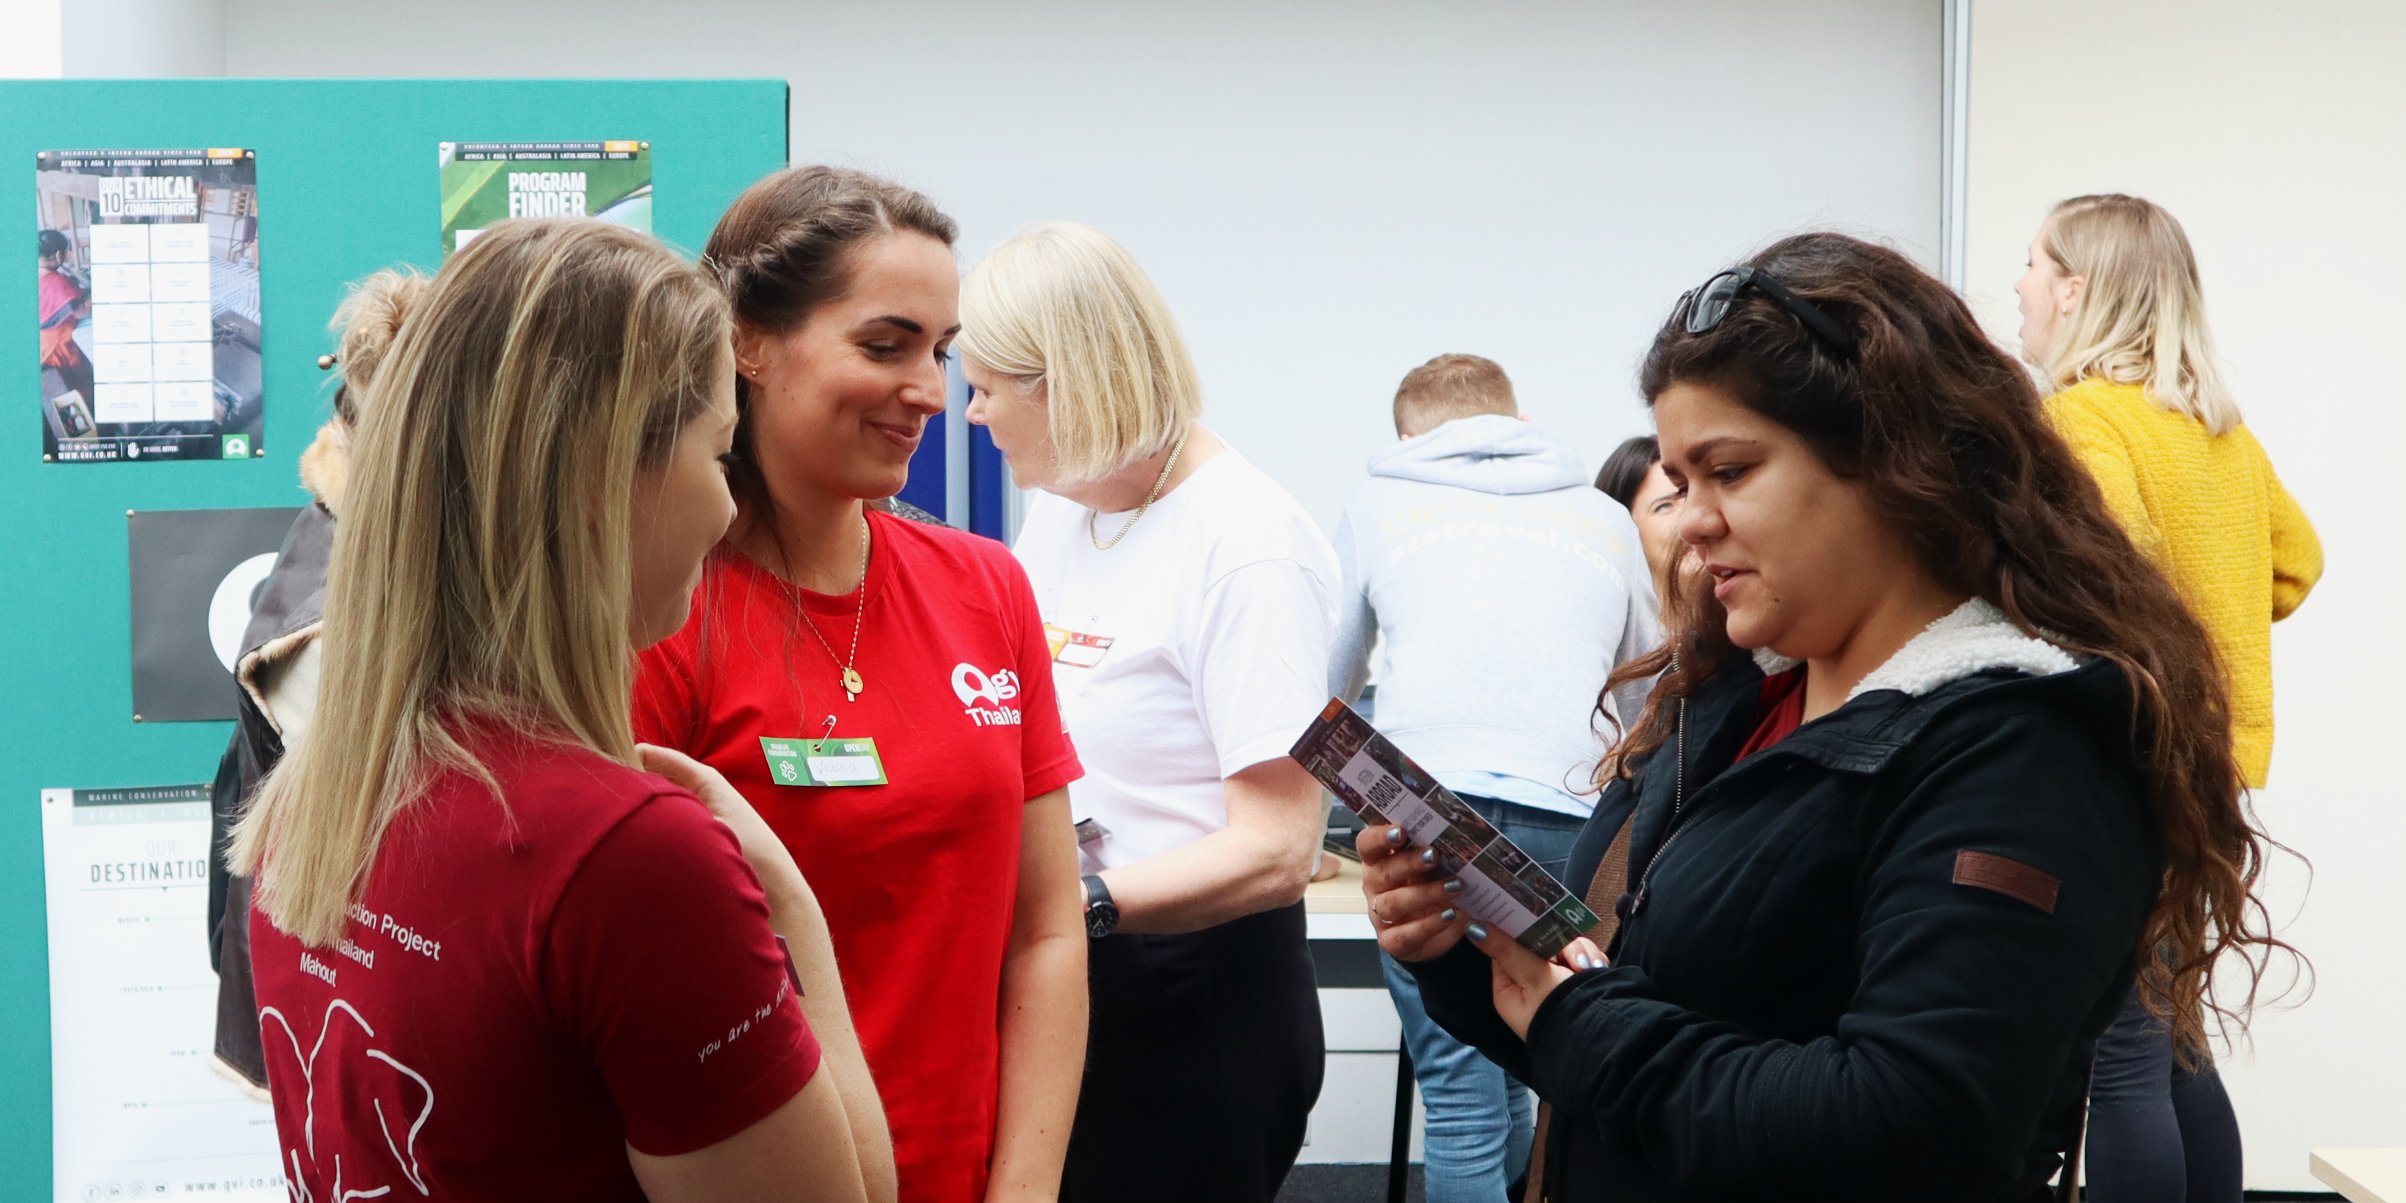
[{"x1": 1327, "y1": 354, "x2": 1659, "y2": 1203}]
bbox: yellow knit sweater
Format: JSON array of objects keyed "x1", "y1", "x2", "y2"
[{"x1": 2046, "y1": 378, "x2": 2321, "y2": 787}]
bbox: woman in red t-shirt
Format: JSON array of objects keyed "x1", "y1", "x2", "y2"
[
  {"x1": 230, "y1": 218, "x2": 884, "y2": 1203},
  {"x1": 634, "y1": 168, "x2": 1087, "y2": 1203},
  {"x1": 38, "y1": 228, "x2": 94, "y2": 418}
]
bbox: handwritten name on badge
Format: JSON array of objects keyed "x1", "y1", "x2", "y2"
[{"x1": 761, "y1": 736, "x2": 889, "y2": 787}]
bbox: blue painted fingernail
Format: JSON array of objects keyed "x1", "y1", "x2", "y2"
[
  {"x1": 1576, "y1": 955, "x2": 1595, "y2": 970},
  {"x1": 1440, "y1": 908, "x2": 1457, "y2": 922},
  {"x1": 1385, "y1": 827, "x2": 1405, "y2": 845},
  {"x1": 1467, "y1": 922, "x2": 1489, "y2": 942},
  {"x1": 1419, "y1": 848, "x2": 1438, "y2": 866},
  {"x1": 1443, "y1": 878, "x2": 1463, "y2": 894}
]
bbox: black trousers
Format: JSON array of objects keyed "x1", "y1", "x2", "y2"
[
  {"x1": 1062, "y1": 901, "x2": 1325, "y2": 1203},
  {"x1": 2086, "y1": 986, "x2": 2244, "y2": 1203}
]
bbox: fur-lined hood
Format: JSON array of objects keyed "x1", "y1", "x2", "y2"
[
  {"x1": 298, "y1": 419, "x2": 350, "y2": 514},
  {"x1": 1753, "y1": 598, "x2": 2079, "y2": 699},
  {"x1": 232, "y1": 425, "x2": 346, "y2": 730}
]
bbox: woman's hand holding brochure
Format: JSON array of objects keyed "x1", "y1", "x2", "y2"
[
  {"x1": 1356, "y1": 823, "x2": 1471, "y2": 962},
  {"x1": 1360, "y1": 821, "x2": 1613, "y2": 1038},
  {"x1": 1293, "y1": 699, "x2": 1603, "y2": 958}
]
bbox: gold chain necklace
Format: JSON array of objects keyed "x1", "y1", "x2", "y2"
[
  {"x1": 1088, "y1": 427, "x2": 1192, "y2": 550},
  {"x1": 787, "y1": 513, "x2": 871, "y2": 702}
]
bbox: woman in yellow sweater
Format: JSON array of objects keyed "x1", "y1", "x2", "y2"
[{"x1": 2018, "y1": 193, "x2": 2321, "y2": 1203}]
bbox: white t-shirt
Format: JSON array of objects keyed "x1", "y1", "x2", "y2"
[{"x1": 1013, "y1": 444, "x2": 1339, "y2": 874}]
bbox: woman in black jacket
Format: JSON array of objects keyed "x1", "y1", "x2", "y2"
[{"x1": 1361, "y1": 233, "x2": 2283, "y2": 1203}]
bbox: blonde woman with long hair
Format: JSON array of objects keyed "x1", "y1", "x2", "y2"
[
  {"x1": 207, "y1": 266, "x2": 428, "y2": 1099},
  {"x1": 2017, "y1": 193, "x2": 2321, "y2": 1203},
  {"x1": 231, "y1": 219, "x2": 884, "y2": 1203},
  {"x1": 962, "y1": 222, "x2": 1335, "y2": 1203}
]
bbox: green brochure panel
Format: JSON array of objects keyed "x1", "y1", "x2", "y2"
[{"x1": 1, "y1": 77, "x2": 786, "y2": 1191}]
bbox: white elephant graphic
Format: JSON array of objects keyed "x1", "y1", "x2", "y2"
[{"x1": 258, "y1": 999, "x2": 435, "y2": 1202}]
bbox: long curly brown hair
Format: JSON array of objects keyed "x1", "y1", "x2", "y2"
[{"x1": 1600, "y1": 232, "x2": 2290, "y2": 1058}]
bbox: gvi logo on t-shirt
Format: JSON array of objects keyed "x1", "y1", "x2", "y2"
[{"x1": 951, "y1": 663, "x2": 1023, "y2": 728}]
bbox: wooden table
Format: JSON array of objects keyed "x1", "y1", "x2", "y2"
[
  {"x1": 2314, "y1": 1149, "x2": 2406, "y2": 1203},
  {"x1": 1306, "y1": 852, "x2": 1369, "y2": 913}
]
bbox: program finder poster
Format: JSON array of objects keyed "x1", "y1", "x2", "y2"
[
  {"x1": 36, "y1": 148, "x2": 265, "y2": 464},
  {"x1": 440, "y1": 140, "x2": 652, "y2": 258}
]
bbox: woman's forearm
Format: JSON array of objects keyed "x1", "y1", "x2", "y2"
[
  {"x1": 984, "y1": 929, "x2": 1086, "y2": 1202},
  {"x1": 1103, "y1": 825, "x2": 1310, "y2": 933},
  {"x1": 761, "y1": 876, "x2": 898, "y2": 1203},
  {"x1": 1103, "y1": 758, "x2": 1324, "y2": 935},
  {"x1": 984, "y1": 787, "x2": 1089, "y2": 1203}
]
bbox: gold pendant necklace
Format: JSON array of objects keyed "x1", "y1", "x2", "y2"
[
  {"x1": 1089, "y1": 427, "x2": 1192, "y2": 550},
  {"x1": 790, "y1": 513, "x2": 871, "y2": 702}
]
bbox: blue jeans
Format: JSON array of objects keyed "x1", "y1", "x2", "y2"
[
  {"x1": 2086, "y1": 985, "x2": 2243, "y2": 1203},
  {"x1": 1382, "y1": 794, "x2": 1587, "y2": 1203}
]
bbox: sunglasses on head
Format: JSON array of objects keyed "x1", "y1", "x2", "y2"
[{"x1": 1677, "y1": 267, "x2": 1857, "y2": 357}]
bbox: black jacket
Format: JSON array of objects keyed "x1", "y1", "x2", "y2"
[
  {"x1": 208, "y1": 499, "x2": 335, "y2": 1092},
  {"x1": 1408, "y1": 646, "x2": 2160, "y2": 1203}
]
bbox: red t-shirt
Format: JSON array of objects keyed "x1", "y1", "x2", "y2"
[
  {"x1": 249, "y1": 729, "x2": 820, "y2": 1203},
  {"x1": 634, "y1": 512, "x2": 1082, "y2": 1203},
  {"x1": 39, "y1": 269, "x2": 85, "y2": 367}
]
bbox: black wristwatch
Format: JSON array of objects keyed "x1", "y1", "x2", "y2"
[{"x1": 1081, "y1": 874, "x2": 1119, "y2": 939}]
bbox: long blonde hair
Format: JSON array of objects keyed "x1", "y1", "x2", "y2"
[
  {"x1": 2039, "y1": 193, "x2": 2242, "y2": 435},
  {"x1": 230, "y1": 219, "x2": 730, "y2": 947},
  {"x1": 958, "y1": 222, "x2": 1202, "y2": 482}
]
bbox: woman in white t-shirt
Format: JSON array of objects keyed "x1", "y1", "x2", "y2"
[{"x1": 960, "y1": 222, "x2": 1336, "y2": 1203}]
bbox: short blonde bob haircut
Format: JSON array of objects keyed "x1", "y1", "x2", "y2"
[
  {"x1": 958, "y1": 222, "x2": 1202, "y2": 482},
  {"x1": 2039, "y1": 193, "x2": 2242, "y2": 435},
  {"x1": 230, "y1": 219, "x2": 729, "y2": 947}
]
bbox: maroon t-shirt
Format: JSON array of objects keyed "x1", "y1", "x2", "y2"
[{"x1": 249, "y1": 729, "x2": 820, "y2": 1202}]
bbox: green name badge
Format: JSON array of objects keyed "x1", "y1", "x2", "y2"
[{"x1": 760, "y1": 736, "x2": 888, "y2": 788}]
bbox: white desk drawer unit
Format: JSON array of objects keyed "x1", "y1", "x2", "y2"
[
  {"x1": 2314, "y1": 1149, "x2": 2406, "y2": 1203},
  {"x1": 1300, "y1": 869, "x2": 1425, "y2": 1167}
]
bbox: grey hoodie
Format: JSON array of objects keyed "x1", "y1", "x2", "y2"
[{"x1": 1329, "y1": 414, "x2": 1660, "y2": 817}]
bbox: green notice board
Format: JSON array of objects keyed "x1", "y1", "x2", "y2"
[{"x1": 1, "y1": 78, "x2": 786, "y2": 1188}]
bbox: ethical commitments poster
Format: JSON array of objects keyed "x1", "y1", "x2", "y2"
[
  {"x1": 42, "y1": 786, "x2": 283, "y2": 1202},
  {"x1": 35, "y1": 149, "x2": 265, "y2": 464},
  {"x1": 439, "y1": 141, "x2": 651, "y2": 257}
]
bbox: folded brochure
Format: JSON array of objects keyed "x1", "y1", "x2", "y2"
[{"x1": 1290, "y1": 698, "x2": 1600, "y2": 958}]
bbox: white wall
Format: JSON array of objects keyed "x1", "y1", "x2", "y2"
[
  {"x1": 1967, "y1": 2, "x2": 2406, "y2": 1191},
  {"x1": 217, "y1": 0, "x2": 1944, "y2": 530},
  {"x1": 62, "y1": 0, "x2": 225, "y2": 78},
  {"x1": 0, "y1": 0, "x2": 64, "y2": 77}
]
